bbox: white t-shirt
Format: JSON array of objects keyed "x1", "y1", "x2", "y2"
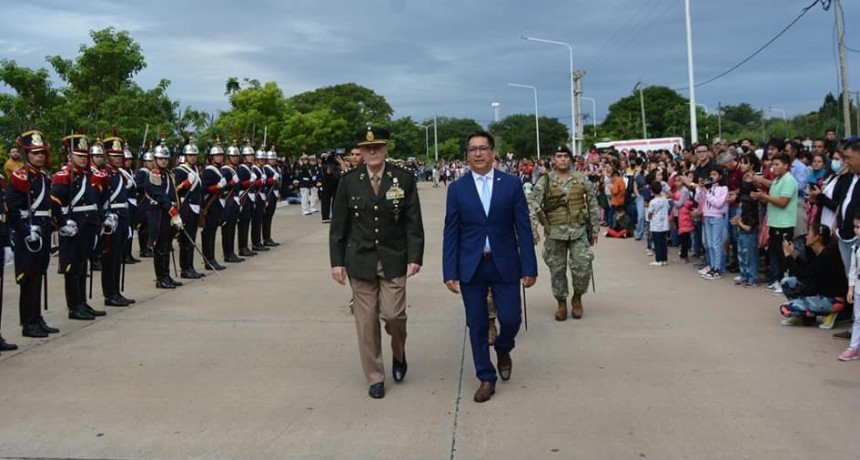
[{"x1": 648, "y1": 196, "x2": 670, "y2": 232}]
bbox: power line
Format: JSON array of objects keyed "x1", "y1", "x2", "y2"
[{"x1": 676, "y1": 0, "x2": 830, "y2": 91}]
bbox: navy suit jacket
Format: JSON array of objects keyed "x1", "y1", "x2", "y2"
[{"x1": 443, "y1": 169, "x2": 538, "y2": 284}]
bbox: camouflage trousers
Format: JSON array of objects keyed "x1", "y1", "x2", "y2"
[{"x1": 542, "y1": 237, "x2": 593, "y2": 299}]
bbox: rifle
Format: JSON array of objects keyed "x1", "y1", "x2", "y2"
[
  {"x1": 583, "y1": 188, "x2": 596, "y2": 293},
  {"x1": 136, "y1": 124, "x2": 149, "y2": 171}
]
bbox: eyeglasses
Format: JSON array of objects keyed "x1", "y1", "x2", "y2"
[{"x1": 468, "y1": 145, "x2": 492, "y2": 154}]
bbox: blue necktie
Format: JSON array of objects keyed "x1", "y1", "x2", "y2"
[{"x1": 481, "y1": 176, "x2": 491, "y2": 252}]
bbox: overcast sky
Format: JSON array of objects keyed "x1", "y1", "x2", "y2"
[{"x1": 2, "y1": 0, "x2": 858, "y2": 130}]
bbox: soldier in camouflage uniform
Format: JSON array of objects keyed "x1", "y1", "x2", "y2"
[{"x1": 528, "y1": 146, "x2": 600, "y2": 320}]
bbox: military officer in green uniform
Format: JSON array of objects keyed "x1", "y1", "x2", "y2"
[
  {"x1": 528, "y1": 146, "x2": 600, "y2": 321},
  {"x1": 329, "y1": 126, "x2": 425, "y2": 400}
]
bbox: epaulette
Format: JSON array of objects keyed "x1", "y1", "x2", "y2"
[
  {"x1": 385, "y1": 161, "x2": 409, "y2": 174},
  {"x1": 51, "y1": 169, "x2": 70, "y2": 185},
  {"x1": 10, "y1": 168, "x2": 30, "y2": 192},
  {"x1": 91, "y1": 169, "x2": 108, "y2": 186},
  {"x1": 340, "y1": 167, "x2": 358, "y2": 177}
]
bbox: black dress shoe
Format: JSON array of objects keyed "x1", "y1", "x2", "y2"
[
  {"x1": 393, "y1": 356, "x2": 408, "y2": 383},
  {"x1": 37, "y1": 317, "x2": 60, "y2": 334},
  {"x1": 22, "y1": 323, "x2": 48, "y2": 338},
  {"x1": 123, "y1": 256, "x2": 141, "y2": 264},
  {"x1": 223, "y1": 254, "x2": 245, "y2": 263},
  {"x1": 180, "y1": 269, "x2": 204, "y2": 279},
  {"x1": 68, "y1": 305, "x2": 96, "y2": 320},
  {"x1": 84, "y1": 304, "x2": 107, "y2": 317},
  {"x1": 105, "y1": 295, "x2": 130, "y2": 307},
  {"x1": 167, "y1": 277, "x2": 184, "y2": 287},
  {"x1": 117, "y1": 295, "x2": 136, "y2": 304},
  {"x1": 156, "y1": 278, "x2": 176, "y2": 289},
  {"x1": 252, "y1": 244, "x2": 270, "y2": 252},
  {"x1": 91, "y1": 260, "x2": 102, "y2": 271},
  {"x1": 264, "y1": 240, "x2": 280, "y2": 247},
  {"x1": 238, "y1": 248, "x2": 256, "y2": 257},
  {"x1": 0, "y1": 335, "x2": 18, "y2": 351},
  {"x1": 140, "y1": 248, "x2": 154, "y2": 258},
  {"x1": 368, "y1": 382, "x2": 385, "y2": 399},
  {"x1": 205, "y1": 261, "x2": 226, "y2": 270}
]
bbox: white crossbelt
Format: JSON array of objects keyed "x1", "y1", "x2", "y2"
[
  {"x1": 62, "y1": 204, "x2": 97, "y2": 213},
  {"x1": 109, "y1": 203, "x2": 128, "y2": 209},
  {"x1": 20, "y1": 210, "x2": 51, "y2": 218}
]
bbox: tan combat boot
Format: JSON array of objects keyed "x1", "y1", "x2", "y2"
[
  {"x1": 555, "y1": 298, "x2": 568, "y2": 321},
  {"x1": 571, "y1": 294, "x2": 584, "y2": 319}
]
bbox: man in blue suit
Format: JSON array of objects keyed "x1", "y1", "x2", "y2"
[{"x1": 443, "y1": 131, "x2": 538, "y2": 403}]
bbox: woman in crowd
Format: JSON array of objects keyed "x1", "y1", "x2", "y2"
[{"x1": 809, "y1": 149, "x2": 846, "y2": 230}]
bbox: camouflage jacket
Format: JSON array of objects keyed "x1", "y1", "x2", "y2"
[{"x1": 527, "y1": 170, "x2": 600, "y2": 241}]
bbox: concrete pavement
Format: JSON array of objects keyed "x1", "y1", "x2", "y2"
[{"x1": 0, "y1": 183, "x2": 858, "y2": 460}]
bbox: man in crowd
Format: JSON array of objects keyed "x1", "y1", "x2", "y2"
[{"x1": 4, "y1": 146, "x2": 24, "y2": 180}]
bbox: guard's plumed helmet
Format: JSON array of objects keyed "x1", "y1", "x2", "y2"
[
  {"x1": 226, "y1": 140, "x2": 241, "y2": 157},
  {"x1": 142, "y1": 151, "x2": 155, "y2": 162},
  {"x1": 256, "y1": 145, "x2": 267, "y2": 160},
  {"x1": 183, "y1": 136, "x2": 199, "y2": 156},
  {"x1": 89, "y1": 137, "x2": 105, "y2": 156},
  {"x1": 153, "y1": 139, "x2": 171, "y2": 159},
  {"x1": 241, "y1": 140, "x2": 255, "y2": 156},
  {"x1": 123, "y1": 148, "x2": 133, "y2": 160}
]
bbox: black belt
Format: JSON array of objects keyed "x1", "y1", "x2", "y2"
[{"x1": 482, "y1": 252, "x2": 492, "y2": 260}]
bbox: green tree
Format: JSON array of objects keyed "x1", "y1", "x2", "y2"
[
  {"x1": 424, "y1": 117, "x2": 483, "y2": 157},
  {"x1": 489, "y1": 114, "x2": 568, "y2": 159},
  {"x1": 601, "y1": 86, "x2": 688, "y2": 140},
  {"x1": 289, "y1": 83, "x2": 393, "y2": 128}
]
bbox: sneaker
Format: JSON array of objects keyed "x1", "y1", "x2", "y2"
[
  {"x1": 838, "y1": 347, "x2": 860, "y2": 361},
  {"x1": 648, "y1": 261, "x2": 662, "y2": 266},
  {"x1": 645, "y1": 250, "x2": 654, "y2": 256},
  {"x1": 697, "y1": 266, "x2": 711, "y2": 275},
  {"x1": 302, "y1": 211, "x2": 312, "y2": 216},
  {"x1": 660, "y1": 261, "x2": 669, "y2": 266},
  {"x1": 702, "y1": 271, "x2": 721, "y2": 280},
  {"x1": 743, "y1": 281, "x2": 758, "y2": 288},
  {"x1": 781, "y1": 317, "x2": 803, "y2": 327},
  {"x1": 819, "y1": 312, "x2": 839, "y2": 330},
  {"x1": 765, "y1": 281, "x2": 779, "y2": 291},
  {"x1": 771, "y1": 286, "x2": 783, "y2": 295},
  {"x1": 733, "y1": 275, "x2": 742, "y2": 282}
]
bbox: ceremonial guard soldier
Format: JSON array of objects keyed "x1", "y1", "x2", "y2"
[
  {"x1": 100, "y1": 134, "x2": 135, "y2": 306},
  {"x1": 200, "y1": 139, "x2": 227, "y2": 270},
  {"x1": 261, "y1": 146, "x2": 280, "y2": 247},
  {"x1": 52, "y1": 134, "x2": 108, "y2": 320},
  {"x1": 236, "y1": 140, "x2": 257, "y2": 257},
  {"x1": 6, "y1": 129, "x2": 58, "y2": 337},
  {"x1": 174, "y1": 137, "x2": 205, "y2": 279},
  {"x1": 122, "y1": 146, "x2": 140, "y2": 264},
  {"x1": 88, "y1": 144, "x2": 107, "y2": 271},
  {"x1": 220, "y1": 141, "x2": 244, "y2": 263},
  {"x1": 297, "y1": 154, "x2": 318, "y2": 215},
  {"x1": 250, "y1": 146, "x2": 268, "y2": 252},
  {"x1": 135, "y1": 148, "x2": 155, "y2": 258},
  {"x1": 0, "y1": 168, "x2": 16, "y2": 352},
  {"x1": 145, "y1": 140, "x2": 184, "y2": 289}
]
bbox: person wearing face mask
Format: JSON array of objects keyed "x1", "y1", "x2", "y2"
[{"x1": 809, "y1": 150, "x2": 847, "y2": 231}]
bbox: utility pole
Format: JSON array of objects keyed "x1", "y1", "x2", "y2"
[
  {"x1": 573, "y1": 70, "x2": 585, "y2": 156},
  {"x1": 835, "y1": 0, "x2": 852, "y2": 136},
  {"x1": 717, "y1": 102, "x2": 723, "y2": 140},
  {"x1": 855, "y1": 91, "x2": 860, "y2": 136},
  {"x1": 634, "y1": 81, "x2": 648, "y2": 139},
  {"x1": 684, "y1": 0, "x2": 699, "y2": 143}
]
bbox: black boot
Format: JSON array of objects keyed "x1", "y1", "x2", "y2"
[
  {"x1": 140, "y1": 247, "x2": 154, "y2": 258},
  {"x1": 180, "y1": 247, "x2": 203, "y2": 279},
  {"x1": 37, "y1": 317, "x2": 60, "y2": 334},
  {"x1": 0, "y1": 334, "x2": 18, "y2": 351},
  {"x1": 22, "y1": 323, "x2": 48, "y2": 338},
  {"x1": 68, "y1": 304, "x2": 95, "y2": 321},
  {"x1": 164, "y1": 251, "x2": 183, "y2": 287},
  {"x1": 224, "y1": 254, "x2": 244, "y2": 263}
]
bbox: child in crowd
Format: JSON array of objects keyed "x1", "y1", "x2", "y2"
[
  {"x1": 695, "y1": 168, "x2": 729, "y2": 280},
  {"x1": 605, "y1": 206, "x2": 634, "y2": 238},
  {"x1": 838, "y1": 214, "x2": 860, "y2": 361},
  {"x1": 647, "y1": 182, "x2": 670, "y2": 266},
  {"x1": 674, "y1": 174, "x2": 694, "y2": 263},
  {"x1": 731, "y1": 155, "x2": 761, "y2": 286}
]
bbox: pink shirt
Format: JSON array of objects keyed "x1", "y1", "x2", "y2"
[{"x1": 695, "y1": 185, "x2": 728, "y2": 217}]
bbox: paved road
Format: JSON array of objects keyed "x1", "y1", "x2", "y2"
[{"x1": 0, "y1": 183, "x2": 857, "y2": 460}]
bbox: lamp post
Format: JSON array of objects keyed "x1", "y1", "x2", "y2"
[
  {"x1": 634, "y1": 81, "x2": 647, "y2": 139},
  {"x1": 491, "y1": 102, "x2": 501, "y2": 122},
  {"x1": 508, "y1": 83, "x2": 541, "y2": 159},
  {"x1": 765, "y1": 107, "x2": 787, "y2": 121},
  {"x1": 521, "y1": 35, "x2": 576, "y2": 156},
  {"x1": 581, "y1": 97, "x2": 597, "y2": 136},
  {"x1": 685, "y1": 0, "x2": 699, "y2": 143},
  {"x1": 414, "y1": 122, "x2": 431, "y2": 162},
  {"x1": 695, "y1": 103, "x2": 709, "y2": 114}
]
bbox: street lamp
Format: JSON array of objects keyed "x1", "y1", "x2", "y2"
[
  {"x1": 634, "y1": 81, "x2": 647, "y2": 139},
  {"x1": 414, "y1": 122, "x2": 431, "y2": 161},
  {"x1": 491, "y1": 102, "x2": 501, "y2": 122},
  {"x1": 581, "y1": 97, "x2": 597, "y2": 136},
  {"x1": 695, "y1": 103, "x2": 709, "y2": 114},
  {"x1": 521, "y1": 35, "x2": 576, "y2": 156},
  {"x1": 685, "y1": 0, "x2": 699, "y2": 143},
  {"x1": 765, "y1": 107, "x2": 787, "y2": 121},
  {"x1": 508, "y1": 83, "x2": 541, "y2": 159}
]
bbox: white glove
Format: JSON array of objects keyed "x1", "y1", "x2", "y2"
[
  {"x1": 250, "y1": 172, "x2": 258, "y2": 182},
  {"x1": 4, "y1": 247, "x2": 12, "y2": 265},
  {"x1": 186, "y1": 170, "x2": 198, "y2": 184},
  {"x1": 59, "y1": 219, "x2": 78, "y2": 237},
  {"x1": 25, "y1": 225, "x2": 41, "y2": 243},
  {"x1": 274, "y1": 173, "x2": 281, "y2": 181},
  {"x1": 103, "y1": 213, "x2": 118, "y2": 232},
  {"x1": 217, "y1": 177, "x2": 227, "y2": 188},
  {"x1": 170, "y1": 214, "x2": 183, "y2": 229}
]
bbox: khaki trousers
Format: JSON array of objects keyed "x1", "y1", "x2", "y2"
[{"x1": 350, "y1": 263, "x2": 407, "y2": 385}]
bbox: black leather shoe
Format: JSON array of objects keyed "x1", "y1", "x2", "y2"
[
  {"x1": 180, "y1": 269, "x2": 204, "y2": 279},
  {"x1": 167, "y1": 277, "x2": 184, "y2": 287},
  {"x1": 224, "y1": 254, "x2": 245, "y2": 263},
  {"x1": 205, "y1": 261, "x2": 226, "y2": 270},
  {"x1": 264, "y1": 239, "x2": 280, "y2": 247},
  {"x1": 68, "y1": 306, "x2": 96, "y2": 321},
  {"x1": 156, "y1": 278, "x2": 176, "y2": 289},
  {"x1": 238, "y1": 248, "x2": 256, "y2": 257},
  {"x1": 123, "y1": 256, "x2": 141, "y2": 264},
  {"x1": 368, "y1": 382, "x2": 385, "y2": 399},
  {"x1": 91, "y1": 260, "x2": 102, "y2": 271},
  {"x1": 105, "y1": 295, "x2": 130, "y2": 307},
  {"x1": 140, "y1": 248, "x2": 154, "y2": 258},
  {"x1": 0, "y1": 335, "x2": 18, "y2": 351},
  {"x1": 37, "y1": 317, "x2": 60, "y2": 334},
  {"x1": 117, "y1": 295, "x2": 136, "y2": 304},
  {"x1": 252, "y1": 244, "x2": 270, "y2": 252},
  {"x1": 84, "y1": 304, "x2": 107, "y2": 317},
  {"x1": 22, "y1": 323, "x2": 49, "y2": 338},
  {"x1": 393, "y1": 355, "x2": 408, "y2": 383}
]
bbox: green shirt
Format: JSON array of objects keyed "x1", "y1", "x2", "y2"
[{"x1": 767, "y1": 173, "x2": 798, "y2": 229}]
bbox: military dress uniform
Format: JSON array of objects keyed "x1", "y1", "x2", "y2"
[
  {"x1": 145, "y1": 141, "x2": 184, "y2": 289},
  {"x1": 250, "y1": 149, "x2": 268, "y2": 252},
  {"x1": 261, "y1": 148, "x2": 280, "y2": 246},
  {"x1": 100, "y1": 135, "x2": 135, "y2": 306},
  {"x1": 329, "y1": 127, "x2": 425, "y2": 398},
  {"x1": 0, "y1": 169, "x2": 17, "y2": 351},
  {"x1": 6, "y1": 130, "x2": 59, "y2": 337},
  {"x1": 220, "y1": 142, "x2": 244, "y2": 263},
  {"x1": 51, "y1": 135, "x2": 108, "y2": 320},
  {"x1": 297, "y1": 156, "x2": 318, "y2": 215},
  {"x1": 174, "y1": 140, "x2": 205, "y2": 279},
  {"x1": 135, "y1": 153, "x2": 154, "y2": 258},
  {"x1": 236, "y1": 143, "x2": 257, "y2": 257},
  {"x1": 121, "y1": 148, "x2": 140, "y2": 264},
  {"x1": 200, "y1": 142, "x2": 228, "y2": 270},
  {"x1": 527, "y1": 147, "x2": 601, "y2": 320}
]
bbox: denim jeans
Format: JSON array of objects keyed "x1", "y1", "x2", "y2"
[
  {"x1": 605, "y1": 202, "x2": 616, "y2": 228},
  {"x1": 652, "y1": 231, "x2": 668, "y2": 262},
  {"x1": 635, "y1": 195, "x2": 646, "y2": 240},
  {"x1": 704, "y1": 216, "x2": 726, "y2": 272},
  {"x1": 779, "y1": 276, "x2": 836, "y2": 318},
  {"x1": 738, "y1": 229, "x2": 759, "y2": 284}
]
